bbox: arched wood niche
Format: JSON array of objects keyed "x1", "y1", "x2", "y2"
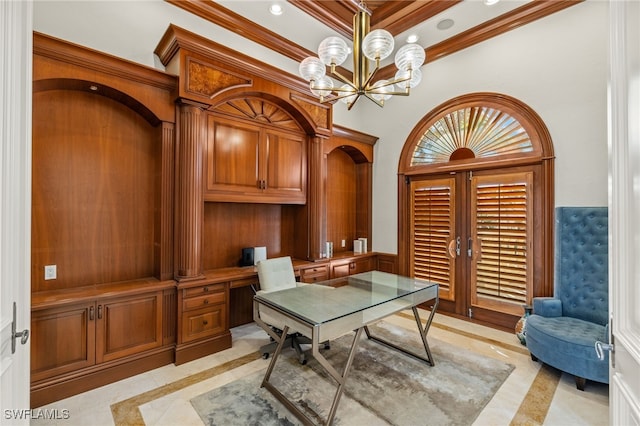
[
  {"x1": 32, "y1": 32, "x2": 177, "y2": 289},
  {"x1": 323, "y1": 126, "x2": 376, "y2": 258}
]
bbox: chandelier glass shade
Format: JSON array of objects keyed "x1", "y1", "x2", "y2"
[{"x1": 299, "y1": 3, "x2": 425, "y2": 110}]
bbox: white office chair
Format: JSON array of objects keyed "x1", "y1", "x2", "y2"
[{"x1": 256, "y1": 256, "x2": 328, "y2": 364}]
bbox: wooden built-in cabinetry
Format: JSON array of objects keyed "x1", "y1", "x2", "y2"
[
  {"x1": 30, "y1": 26, "x2": 388, "y2": 406},
  {"x1": 180, "y1": 284, "x2": 227, "y2": 343},
  {"x1": 205, "y1": 113, "x2": 307, "y2": 204},
  {"x1": 330, "y1": 256, "x2": 376, "y2": 278},
  {"x1": 323, "y1": 125, "x2": 376, "y2": 258},
  {"x1": 176, "y1": 281, "x2": 230, "y2": 365},
  {"x1": 30, "y1": 280, "x2": 175, "y2": 407},
  {"x1": 31, "y1": 32, "x2": 177, "y2": 407},
  {"x1": 299, "y1": 264, "x2": 330, "y2": 283}
]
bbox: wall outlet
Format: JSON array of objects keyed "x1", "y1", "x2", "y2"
[
  {"x1": 341, "y1": 239, "x2": 346, "y2": 247},
  {"x1": 44, "y1": 265, "x2": 57, "y2": 280}
]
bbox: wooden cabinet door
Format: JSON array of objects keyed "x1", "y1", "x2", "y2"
[
  {"x1": 181, "y1": 304, "x2": 227, "y2": 343},
  {"x1": 264, "y1": 129, "x2": 306, "y2": 203},
  {"x1": 330, "y1": 256, "x2": 375, "y2": 278},
  {"x1": 31, "y1": 303, "x2": 95, "y2": 382},
  {"x1": 331, "y1": 261, "x2": 351, "y2": 278},
  {"x1": 206, "y1": 116, "x2": 262, "y2": 198},
  {"x1": 96, "y1": 291, "x2": 163, "y2": 363},
  {"x1": 350, "y1": 257, "x2": 374, "y2": 274},
  {"x1": 205, "y1": 115, "x2": 307, "y2": 203}
]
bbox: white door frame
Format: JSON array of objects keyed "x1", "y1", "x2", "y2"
[
  {"x1": 608, "y1": 0, "x2": 640, "y2": 424},
  {"x1": 0, "y1": 0, "x2": 33, "y2": 422}
]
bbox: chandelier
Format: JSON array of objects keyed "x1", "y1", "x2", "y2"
[{"x1": 298, "y1": 1, "x2": 425, "y2": 110}]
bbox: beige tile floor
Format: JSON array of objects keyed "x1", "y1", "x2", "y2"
[{"x1": 31, "y1": 311, "x2": 609, "y2": 426}]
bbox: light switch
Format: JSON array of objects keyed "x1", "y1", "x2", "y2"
[{"x1": 44, "y1": 265, "x2": 57, "y2": 280}]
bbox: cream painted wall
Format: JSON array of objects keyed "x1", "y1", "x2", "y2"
[
  {"x1": 332, "y1": 0, "x2": 609, "y2": 253},
  {"x1": 33, "y1": 0, "x2": 608, "y2": 255}
]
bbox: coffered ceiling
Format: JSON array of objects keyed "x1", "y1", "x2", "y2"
[{"x1": 167, "y1": 0, "x2": 582, "y2": 80}]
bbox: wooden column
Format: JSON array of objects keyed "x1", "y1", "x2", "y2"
[
  {"x1": 158, "y1": 121, "x2": 175, "y2": 281},
  {"x1": 308, "y1": 135, "x2": 328, "y2": 260},
  {"x1": 175, "y1": 102, "x2": 205, "y2": 280}
]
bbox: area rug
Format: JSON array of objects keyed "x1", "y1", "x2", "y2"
[{"x1": 191, "y1": 321, "x2": 514, "y2": 426}]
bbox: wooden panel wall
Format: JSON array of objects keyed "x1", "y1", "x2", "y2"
[
  {"x1": 201, "y1": 203, "x2": 301, "y2": 269},
  {"x1": 32, "y1": 90, "x2": 159, "y2": 291},
  {"x1": 326, "y1": 149, "x2": 357, "y2": 254}
]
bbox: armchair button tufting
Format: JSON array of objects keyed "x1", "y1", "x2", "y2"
[{"x1": 526, "y1": 207, "x2": 608, "y2": 387}]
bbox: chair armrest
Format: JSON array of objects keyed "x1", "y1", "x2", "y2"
[{"x1": 532, "y1": 297, "x2": 562, "y2": 317}]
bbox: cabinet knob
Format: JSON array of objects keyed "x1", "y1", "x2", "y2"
[
  {"x1": 203, "y1": 320, "x2": 208, "y2": 325},
  {"x1": 203, "y1": 299, "x2": 209, "y2": 305},
  {"x1": 203, "y1": 286, "x2": 209, "y2": 292}
]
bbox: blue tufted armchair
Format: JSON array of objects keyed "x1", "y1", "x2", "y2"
[{"x1": 525, "y1": 207, "x2": 609, "y2": 390}]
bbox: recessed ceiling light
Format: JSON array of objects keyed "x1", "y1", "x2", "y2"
[
  {"x1": 484, "y1": 0, "x2": 500, "y2": 5},
  {"x1": 406, "y1": 34, "x2": 419, "y2": 44},
  {"x1": 436, "y1": 19, "x2": 454, "y2": 31},
  {"x1": 269, "y1": 4, "x2": 283, "y2": 15}
]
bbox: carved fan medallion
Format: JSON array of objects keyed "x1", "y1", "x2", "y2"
[
  {"x1": 214, "y1": 98, "x2": 301, "y2": 131},
  {"x1": 412, "y1": 106, "x2": 533, "y2": 165}
]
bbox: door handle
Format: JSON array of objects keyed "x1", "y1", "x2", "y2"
[
  {"x1": 468, "y1": 238, "x2": 482, "y2": 261},
  {"x1": 595, "y1": 317, "x2": 615, "y2": 366},
  {"x1": 448, "y1": 236, "x2": 461, "y2": 258},
  {"x1": 595, "y1": 340, "x2": 614, "y2": 361},
  {"x1": 11, "y1": 302, "x2": 30, "y2": 354}
]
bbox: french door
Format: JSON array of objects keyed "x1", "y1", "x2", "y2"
[{"x1": 410, "y1": 167, "x2": 534, "y2": 328}]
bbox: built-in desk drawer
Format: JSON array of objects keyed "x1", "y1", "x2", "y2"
[
  {"x1": 300, "y1": 265, "x2": 329, "y2": 283},
  {"x1": 182, "y1": 292, "x2": 225, "y2": 311},
  {"x1": 180, "y1": 282, "x2": 227, "y2": 343},
  {"x1": 183, "y1": 283, "x2": 225, "y2": 298},
  {"x1": 181, "y1": 305, "x2": 226, "y2": 343}
]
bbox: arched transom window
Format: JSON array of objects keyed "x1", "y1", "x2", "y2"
[{"x1": 412, "y1": 106, "x2": 534, "y2": 165}]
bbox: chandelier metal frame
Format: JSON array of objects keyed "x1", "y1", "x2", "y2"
[{"x1": 299, "y1": 1, "x2": 426, "y2": 110}]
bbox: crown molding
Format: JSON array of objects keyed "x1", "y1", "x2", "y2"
[{"x1": 165, "y1": 0, "x2": 583, "y2": 96}]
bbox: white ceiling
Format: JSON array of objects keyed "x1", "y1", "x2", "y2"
[
  {"x1": 217, "y1": 0, "x2": 531, "y2": 69},
  {"x1": 33, "y1": 0, "x2": 534, "y2": 77}
]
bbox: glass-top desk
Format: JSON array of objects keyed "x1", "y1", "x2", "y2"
[{"x1": 253, "y1": 270, "x2": 439, "y2": 426}]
